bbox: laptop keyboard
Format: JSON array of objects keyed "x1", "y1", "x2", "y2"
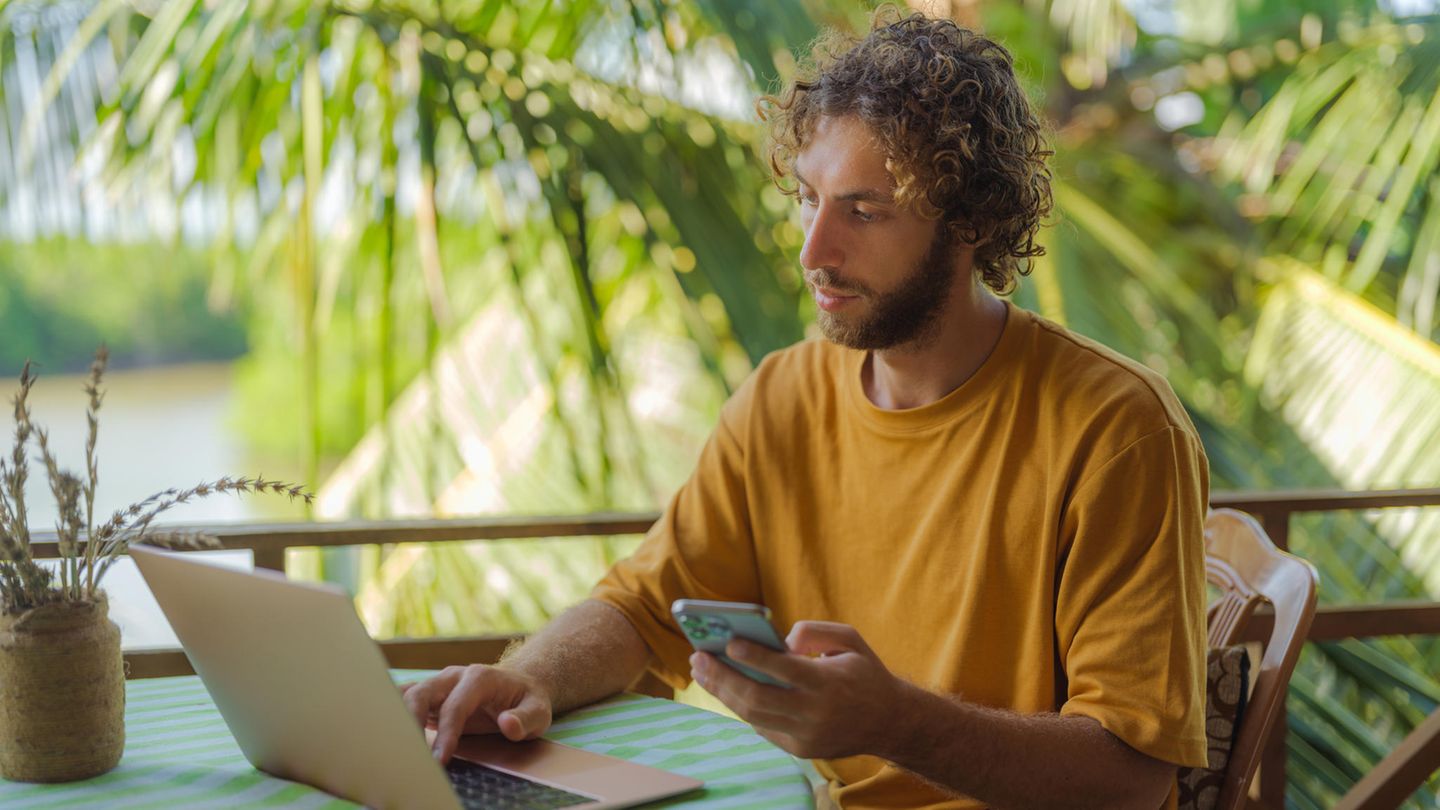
[{"x1": 445, "y1": 757, "x2": 593, "y2": 809}]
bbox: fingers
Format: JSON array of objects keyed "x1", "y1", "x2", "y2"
[
  {"x1": 690, "y1": 652, "x2": 793, "y2": 722},
  {"x1": 725, "y1": 639, "x2": 817, "y2": 689},
  {"x1": 433, "y1": 667, "x2": 493, "y2": 764},
  {"x1": 497, "y1": 692, "x2": 552, "y2": 742},
  {"x1": 399, "y1": 666, "x2": 557, "y2": 764},
  {"x1": 785, "y1": 621, "x2": 871, "y2": 658},
  {"x1": 753, "y1": 725, "x2": 805, "y2": 758},
  {"x1": 496, "y1": 710, "x2": 525, "y2": 742},
  {"x1": 401, "y1": 667, "x2": 461, "y2": 733}
]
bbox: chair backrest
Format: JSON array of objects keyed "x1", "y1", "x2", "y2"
[{"x1": 1204, "y1": 508, "x2": 1319, "y2": 810}]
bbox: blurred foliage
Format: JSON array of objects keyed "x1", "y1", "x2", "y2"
[
  {"x1": 5, "y1": 0, "x2": 1440, "y2": 805},
  {"x1": 0, "y1": 239, "x2": 246, "y2": 374}
]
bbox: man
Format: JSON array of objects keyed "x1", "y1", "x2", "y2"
[{"x1": 404, "y1": 10, "x2": 1209, "y2": 809}]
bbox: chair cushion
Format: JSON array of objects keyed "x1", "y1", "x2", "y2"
[{"x1": 1176, "y1": 644, "x2": 1251, "y2": 810}]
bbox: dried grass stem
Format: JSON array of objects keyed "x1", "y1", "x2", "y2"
[{"x1": 0, "y1": 348, "x2": 312, "y2": 614}]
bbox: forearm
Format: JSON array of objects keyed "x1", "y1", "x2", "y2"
[
  {"x1": 879, "y1": 681, "x2": 1171, "y2": 810},
  {"x1": 499, "y1": 599, "x2": 652, "y2": 714}
]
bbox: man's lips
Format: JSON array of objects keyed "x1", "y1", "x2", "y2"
[{"x1": 812, "y1": 286, "x2": 860, "y2": 312}]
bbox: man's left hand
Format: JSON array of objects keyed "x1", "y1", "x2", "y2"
[{"x1": 689, "y1": 620, "x2": 905, "y2": 760}]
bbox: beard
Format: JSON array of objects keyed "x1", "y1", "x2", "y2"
[{"x1": 808, "y1": 230, "x2": 957, "y2": 351}]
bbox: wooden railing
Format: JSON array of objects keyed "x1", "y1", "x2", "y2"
[
  {"x1": 1209, "y1": 489, "x2": 1440, "y2": 809},
  {"x1": 27, "y1": 488, "x2": 1440, "y2": 808},
  {"x1": 34, "y1": 513, "x2": 657, "y2": 679}
]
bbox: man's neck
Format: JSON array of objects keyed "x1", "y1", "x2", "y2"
[{"x1": 862, "y1": 287, "x2": 1008, "y2": 411}]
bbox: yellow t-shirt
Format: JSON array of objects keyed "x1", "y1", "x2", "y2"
[{"x1": 592, "y1": 302, "x2": 1209, "y2": 808}]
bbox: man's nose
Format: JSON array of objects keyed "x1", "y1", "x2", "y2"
[{"x1": 799, "y1": 205, "x2": 844, "y2": 272}]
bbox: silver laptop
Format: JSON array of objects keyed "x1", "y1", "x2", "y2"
[{"x1": 130, "y1": 543, "x2": 702, "y2": 810}]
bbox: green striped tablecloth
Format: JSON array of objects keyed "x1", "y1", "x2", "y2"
[{"x1": 0, "y1": 672, "x2": 811, "y2": 809}]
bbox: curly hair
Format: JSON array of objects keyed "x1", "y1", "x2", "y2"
[{"x1": 759, "y1": 8, "x2": 1053, "y2": 294}]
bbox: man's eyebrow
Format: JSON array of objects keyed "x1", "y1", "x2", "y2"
[{"x1": 793, "y1": 168, "x2": 895, "y2": 205}]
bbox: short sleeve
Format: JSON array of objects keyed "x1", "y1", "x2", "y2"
[
  {"x1": 589, "y1": 381, "x2": 762, "y2": 690},
  {"x1": 1055, "y1": 425, "x2": 1210, "y2": 768}
]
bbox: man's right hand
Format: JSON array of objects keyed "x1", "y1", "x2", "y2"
[{"x1": 399, "y1": 664, "x2": 554, "y2": 764}]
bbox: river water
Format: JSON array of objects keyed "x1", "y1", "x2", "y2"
[{"x1": 2, "y1": 362, "x2": 307, "y2": 648}]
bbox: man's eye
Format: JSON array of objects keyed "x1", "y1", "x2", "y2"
[
  {"x1": 800, "y1": 194, "x2": 817, "y2": 207},
  {"x1": 852, "y1": 209, "x2": 876, "y2": 222}
]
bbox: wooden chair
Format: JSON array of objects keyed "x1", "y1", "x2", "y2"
[{"x1": 1205, "y1": 508, "x2": 1319, "y2": 810}]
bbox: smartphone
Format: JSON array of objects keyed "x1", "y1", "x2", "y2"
[{"x1": 671, "y1": 598, "x2": 790, "y2": 687}]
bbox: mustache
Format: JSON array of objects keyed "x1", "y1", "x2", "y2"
[{"x1": 805, "y1": 271, "x2": 870, "y2": 297}]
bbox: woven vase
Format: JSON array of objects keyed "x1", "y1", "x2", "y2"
[{"x1": 0, "y1": 597, "x2": 125, "y2": 782}]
